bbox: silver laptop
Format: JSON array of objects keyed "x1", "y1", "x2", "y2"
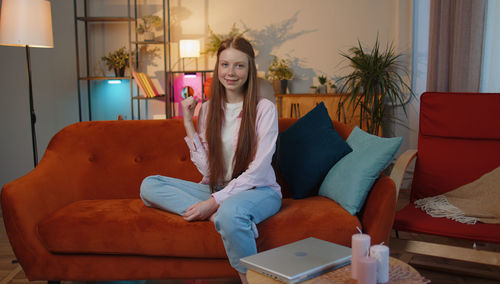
[{"x1": 240, "y1": 237, "x2": 351, "y2": 283}]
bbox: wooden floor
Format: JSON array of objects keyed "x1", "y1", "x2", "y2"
[{"x1": 1, "y1": 189, "x2": 499, "y2": 284}]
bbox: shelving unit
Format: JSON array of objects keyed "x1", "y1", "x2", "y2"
[
  {"x1": 167, "y1": 70, "x2": 213, "y2": 117},
  {"x1": 128, "y1": 0, "x2": 171, "y2": 119},
  {"x1": 73, "y1": 0, "x2": 171, "y2": 121}
]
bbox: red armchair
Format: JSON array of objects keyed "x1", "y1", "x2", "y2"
[{"x1": 390, "y1": 92, "x2": 500, "y2": 267}]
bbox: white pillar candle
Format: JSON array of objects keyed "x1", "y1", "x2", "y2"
[
  {"x1": 370, "y1": 244, "x2": 389, "y2": 283},
  {"x1": 357, "y1": 256, "x2": 377, "y2": 284},
  {"x1": 351, "y1": 233, "x2": 371, "y2": 280}
]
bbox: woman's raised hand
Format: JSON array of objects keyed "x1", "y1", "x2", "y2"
[
  {"x1": 181, "y1": 96, "x2": 199, "y2": 123},
  {"x1": 181, "y1": 96, "x2": 199, "y2": 139}
]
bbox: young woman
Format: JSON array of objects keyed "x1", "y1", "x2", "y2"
[{"x1": 140, "y1": 37, "x2": 282, "y2": 283}]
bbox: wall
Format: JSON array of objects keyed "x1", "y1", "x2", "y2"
[
  {"x1": 0, "y1": 0, "x2": 79, "y2": 188},
  {"x1": 0, "y1": 0, "x2": 414, "y2": 188},
  {"x1": 170, "y1": 0, "x2": 413, "y2": 93}
]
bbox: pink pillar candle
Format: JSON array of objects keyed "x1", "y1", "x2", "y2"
[
  {"x1": 357, "y1": 256, "x2": 377, "y2": 284},
  {"x1": 351, "y1": 233, "x2": 371, "y2": 280},
  {"x1": 370, "y1": 244, "x2": 389, "y2": 283}
]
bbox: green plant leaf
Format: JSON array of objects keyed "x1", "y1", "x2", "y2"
[{"x1": 337, "y1": 36, "x2": 415, "y2": 136}]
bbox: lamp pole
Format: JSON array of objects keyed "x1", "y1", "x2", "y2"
[{"x1": 25, "y1": 45, "x2": 38, "y2": 167}]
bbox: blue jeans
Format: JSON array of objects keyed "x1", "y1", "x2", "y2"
[{"x1": 140, "y1": 175, "x2": 282, "y2": 273}]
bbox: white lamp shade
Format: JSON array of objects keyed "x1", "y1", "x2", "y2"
[
  {"x1": 0, "y1": 0, "x2": 54, "y2": 48},
  {"x1": 180, "y1": 40, "x2": 200, "y2": 58}
]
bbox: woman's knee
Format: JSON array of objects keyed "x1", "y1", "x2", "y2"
[
  {"x1": 140, "y1": 175, "x2": 162, "y2": 202},
  {"x1": 214, "y1": 202, "x2": 252, "y2": 233}
]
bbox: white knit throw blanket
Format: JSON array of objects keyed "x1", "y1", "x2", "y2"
[{"x1": 414, "y1": 165, "x2": 500, "y2": 225}]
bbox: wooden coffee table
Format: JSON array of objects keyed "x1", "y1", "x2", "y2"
[{"x1": 247, "y1": 257, "x2": 429, "y2": 284}]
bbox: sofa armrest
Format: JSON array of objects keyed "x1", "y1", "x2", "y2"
[
  {"x1": 1, "y1": 153, "x2": 83, "y2": 275},
  {"x1": 360, "y1": 175, "x2": 397, "y2": 244},
  {"x1": 389, "y1": 149, "x2": 417, "y2": 199}
]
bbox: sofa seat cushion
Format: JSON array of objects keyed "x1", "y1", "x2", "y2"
[
  {"x1": 37, "y1": 199, "x2": 228, "y2": 258},
  {"x1": 38, "y1": 196, "x2": 361, "y2": 257},
  {"x1": 394, "y1": 203, "x2": 500, "y2": 243},
  {"x1": 256, "y1": 196, "x2": 361, "y2": 250}
]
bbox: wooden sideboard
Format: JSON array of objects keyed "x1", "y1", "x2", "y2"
[{"x1": 275, "y1": 93, "x2": 361, "y2": 128}]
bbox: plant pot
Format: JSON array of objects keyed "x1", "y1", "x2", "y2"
[
  {"x1": 310, "y1": 87, "x2": 318, "y2": 94},
  {"x1": 114, "y1": 67, "x2": 125, "y2": 77},
  {"x1": 318, "y1": 85, "x2": 327, "y2": 94},
  {"x1": 144, "y1": 31, "x2": 154, "y2": 42},
  {"x1": 280, "y1": 80, "x2": 288, "y2": 94},
  {"x1": 328, "y1": 86, "x2": 337, "y2": 94},
  {"x1": 272, "y1": 80, "x2": 281, "y2": 94}
]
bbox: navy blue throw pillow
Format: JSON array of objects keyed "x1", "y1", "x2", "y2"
[{"x1": 273, "y1": 102, "x2": 352, "y2": 199}]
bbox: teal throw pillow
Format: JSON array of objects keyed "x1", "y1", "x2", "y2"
[
  {"x1": 273, "y1": 102, "x2": 352, "y2": 199},
  {"x1": 319, "y1": 127, "x2": 402, "y2": 215}
]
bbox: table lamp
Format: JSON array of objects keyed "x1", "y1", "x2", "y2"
[
  {"x1": 0, "y1": 0, "x2": 54, "y2": 167},
  {"x1": 179, "y1": 39, "x2": 200, "y2": 70}
]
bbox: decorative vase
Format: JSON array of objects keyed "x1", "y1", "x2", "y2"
[
  {"x1": 114, "y1": 67, "x2": 125, "y2": 77},
  {"x1": 144, "y1": 31, "x2": 154, "y2": 41},
  {"x1": 280, "y1": 80, "x2": 288, "y2": 94}
]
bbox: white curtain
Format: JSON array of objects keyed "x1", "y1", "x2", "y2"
[
  {"x1": 480, "y1": 0, "x2": 500, "y2": 92},
  {"x1": 426, "y1": 0, "x2": 487, "y2": 92}
]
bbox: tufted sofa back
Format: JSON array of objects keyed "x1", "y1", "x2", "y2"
[
  {"x1": 41, "y1": 118, "x2": 354, "y2": 200},
  {"x1": 41, "y1": 120, "x2": 200, "y2": 200}
]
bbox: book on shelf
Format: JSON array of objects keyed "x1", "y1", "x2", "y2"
[{"x1": 133, "y1": 71, "x2": 159, "y2": 98}]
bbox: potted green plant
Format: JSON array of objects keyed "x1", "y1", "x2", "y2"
[
  {"x1": 337, "y1": 37, "x2": 413, "y2": 136},
  {"x1": 318, "y1": 75, "x2": 327, "y2": 93},
  {"x1": 204, "y1": 23, "x2": 248, "y2": 56},
  {"x1": 136, "y1": 15, "x2": 162, "y2": 41},
  {"x1": 310, "y1": 85, "x2": 318, "y2": 94},
  {"x1": 101, "y1": 47, "x2": 133, "y2": 77},
  {"x1": 267, "y1": 56, "x2": 294, "y2": 94}
]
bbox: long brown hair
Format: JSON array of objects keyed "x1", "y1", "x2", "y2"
[{"x1": 206, "y1": 37, "x2": 258, "y2": 191}]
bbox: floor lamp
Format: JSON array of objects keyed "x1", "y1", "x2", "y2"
[{"x1": 0, "y1": 0, "x2": 54, "y2": 167}]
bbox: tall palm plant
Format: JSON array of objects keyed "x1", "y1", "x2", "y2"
[{"x1": 337, "y1": 37, "x2": 413, "y2": 136}]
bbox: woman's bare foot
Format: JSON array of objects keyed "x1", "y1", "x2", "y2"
[{"x1": 238, "y1": 272, "x2": 248, "y2": 284}]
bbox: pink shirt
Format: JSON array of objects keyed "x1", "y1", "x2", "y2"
[{"x1": 184, "y1": 98, "x2": 282, "y2": 203}]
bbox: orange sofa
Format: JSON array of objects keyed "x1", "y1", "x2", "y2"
[{"x1": 1, "y1": 119, "x2": 396, "y2": 281}]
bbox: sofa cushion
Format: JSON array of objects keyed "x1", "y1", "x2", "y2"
[
  {"x1": 38, "y1": 199, "x2": 227, "y2": 258},
  {"x1": 273, "y1": 102, "x2": 352, "y2": 199},
  {"x1": 319, "y1": 127, "x2": 402, "y2": 215},
  {"x1": 257, "y1": 196, "x2": 361, "y2": 250},
  {"x1": 394, "y1": 203, "x2": 500, "y2": 243},
  {"x1": 38, "y1": 197, "x2": 361, "y2": 257}
]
